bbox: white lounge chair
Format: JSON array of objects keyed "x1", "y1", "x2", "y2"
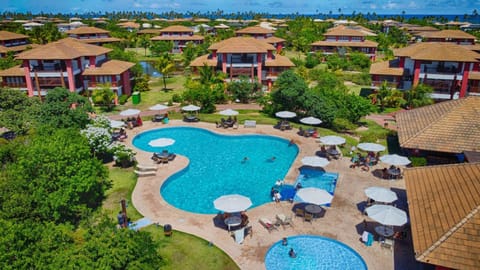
[
  {"x1": 233, "y1": 228, "x2": 245, "y2": 244},
  {"x1": 136, "y1": 164, "x2": 158, "y2": 171},
  {"x1": 259, "y1": 217, "x2": 279, "y2": 232},
  {"x1": 134, "y1": 170, "x2": 156, "y2": 177}
]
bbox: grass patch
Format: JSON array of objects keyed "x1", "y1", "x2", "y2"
[
  {"x1": 142, "y1": 225, "x2": 240, "y2": 270},
  {"x1": 102, "y1": 166, "x2": 143, "y2": 222}
]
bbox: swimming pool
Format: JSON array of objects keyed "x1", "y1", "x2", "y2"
[
  {"x1": 132, "y1": 127, "x2": 299, "y2": 213},
  {"x1": 295, "y1": 168, "x2": 338, "y2": 193},
  {"x1": 265, "y1": 235, "x2": 367, "y2": 270}
]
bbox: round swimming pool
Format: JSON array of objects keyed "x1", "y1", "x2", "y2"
[
  {"x1": 132, "y1": 127, "x2": 299, "y2": 213},
  {"x1": 265, "y1": 235, "x2": 367, "y2": 270}
]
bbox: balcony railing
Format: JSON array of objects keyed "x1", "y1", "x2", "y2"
[
  {"x1": 37, "y1": 77, "x2": 66, "y2": 86},
  {"x1": 2, "y1": 82, "x2": 27, "y2": 88},
  {"x1": 88, "y1": 81, "x2": 119, "y2": 88},
  {"x1": 468, "y1": 85, "x2": 480, "y2": 93}
]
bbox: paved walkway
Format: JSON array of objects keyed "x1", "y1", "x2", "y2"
[{"x1": 121, "y1": 120, "x2": 421, "y2": 270}]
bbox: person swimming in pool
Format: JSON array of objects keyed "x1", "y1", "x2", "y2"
[
  {"x1": 241, "y1": 157, "x2": 249, "y2": 163},
  {"x1": 282, "y1": 237, "x2": 288, "y2": 246},
  {"x1": 289, "y1": 248, "x2": 297, "y2": 258},
  {"x1": 268, "y1": 156, "x2": 276, "y2": 162}
]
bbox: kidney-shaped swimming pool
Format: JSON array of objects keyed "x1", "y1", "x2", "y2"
[{"x1": 132, "y1": 127, "x2": 299, "y2": 214}]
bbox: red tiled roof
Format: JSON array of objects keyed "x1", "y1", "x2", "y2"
[
  {"x1": 369, "y1": 60, "x2": 404, "y2": 76},
  {"x1": 0, "y1": 30, "x2": 28, "y2": 41},
  {"x1": 15, "y1": 38, "x2": 111, "y2": 60},
  {"x1": 311, "y1": 39, "x2": 378, "y2": 48},
  {"x1": 0, "y1": 65, "x2": 24, "y2": 76},
  {"x1": 66, "y1": 26, "x2": 109, "y2": 35},
  {"x1": 394, "y1": 42, "x2": 480, "y2": 62},
  {"x1": 236, "y1": 26, "x2": 275, "y2": 35},
  {"x1": 209, "y1": 37, "x2": 275, "y2": 53},
  {"x1": 151, "y1": 35, "x2": 204, "y2": 41},
  {"x1": 264, "y1": 55, "x2": 295, "y2": 67},
  {"x1": 82, "y1": 59, "x2": 135, "y2": 75},
  {"x1": 159, "y1": 25, "x2": 194, "y2": 33},
  {"x1": 189, "y1": 54, "x2": 217, "y2": 67},
  {"x1": 404, "y1": 163, "x2": 480, "y2": 270}
]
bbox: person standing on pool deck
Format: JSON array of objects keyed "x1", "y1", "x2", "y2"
[{"x1": 282, "y1": 237, "x2": 288, "y2": 246}]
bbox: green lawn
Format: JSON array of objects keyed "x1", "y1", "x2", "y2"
[
  {"x1": 142, "y1": 226, "x2": 240, "y2": 270},
  {"x1": 102, "y1": 166, "x2": 143, "y2": 221},
  {"x1": 102, "y1": 166, "x2": 239, "y2": 270}
]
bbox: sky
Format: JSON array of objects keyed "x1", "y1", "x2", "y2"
[{"x1": 2, "y1": 0, "x2": 479, "y2": 15}]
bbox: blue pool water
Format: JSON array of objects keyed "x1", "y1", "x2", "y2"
[
  {"x1": 265, "y1": 235, "x2": 367, "y2": 270},
  {"x1": 132, "y1": 127, "x2": 299, "y2": 214},
  {"x1": 139, "y1": 61, "x2": 162, "y2": 77},
  {"x1": 295, "y1": 168, "x2": 338, "y2": 194}
]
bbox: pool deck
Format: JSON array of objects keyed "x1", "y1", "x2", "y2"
[{"x1": 124, "y1": 120, "x2": 420, "y2": 270}]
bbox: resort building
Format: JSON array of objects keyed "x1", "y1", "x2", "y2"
[
  {"x1": 310, "y1": 25, "x2": 378, "y2": 60},
  {"x1": 0, "y1": 38, "x2": 134, "y2": 104},
  {"x1": 395, "y1": 96, "x2": 480, "y2": 163},
  {"x1": 150, "y1": 25, "x2": 204, "y2": 53},
  {"x1": 66, "y1": 26, "x2": 121, "y2": 45},
  {"x1": 189, "y1": 36, "x2": 294, "y2": 91},
  {"x1": 0, "y1": 30, "x2": 33, "y2": 58},
  {"x1": 404, "y1": 162, "x2": 480, "y2": 270},
  {"x1": 57, "y1": 21, "x2": 87, "y2": 32},
  {"x1": 413, "y1": 29, "x2": 476, "y2": 45},
  {"x1": 235, "y1": 25, "x2": 285, "y2": 53},
  {"x1": 116, "y1": 21, "x2": 140, "y2": 32},
  {"x1": 369, "y1": 42, "x2": 480, "y2": 99}
]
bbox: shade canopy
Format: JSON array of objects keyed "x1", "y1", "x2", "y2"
[
  {"x1": 364, "y1": 187, "x2": 398, "y2": 203},
  {"x1": 119, "y1": 109, "x2": 141, "y2": 116},
  {"x1": 182, "y1": 104, "x2": 201, "y2": 111},
  {"x1": 379, "y1": 154, "x2": 411, "y2": 166},
  {"x1": 300, "y1": 116, "x2": 322, "y2": 125},
  {"x1": 365, "y1": 204, "x2": 407, "y2": 226},
  {"x1": 275, "y1": 111, "x2": 297, "y2": 119},
  {"x1": 148, "y1": 138, "x2": 175, "y2": 147},
  {"x1": 301, "y1": 156, "x2": 330, "y2": 167},
  {"x1": 149, "y1": 104, "x2": 169, "y2": 111},
  {"x1": 319, "y1": 135, "x2": 346, "y2": 146},
  {"x1": 357, "y1": 143, "x2": 386, "y2": 152},
  {"x1": 295, "y1": 187, "x2": 333, "y2": 205},
  {"x1": 218, "y1": 109, "x2": 239, "y2": 116},
  {"x1": 213, "y1": 194, "x2": 252, "y2": 213},
  {"x1": 109, "y1": 119, "x2": 125, "y2": 129}
]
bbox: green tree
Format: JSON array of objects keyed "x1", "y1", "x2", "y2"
[
  {"x1": 155, "y1": 54, "x2": 175, "y2": 90},
  {"x1": 271, "y1": 69, "x2": 308, "y2": 112},
  {"x1": 91, "y1": 84, "x2": 115, "y2": 110},
  {"x1": 137, "y1": 34, "x2": 151, "y2": 56},
  {"x1": 36, "y1": 87, "x2": 93, "y2": 129},
  {"x1": 150, "y1": 41, "x2": 174, "y2": 56},
  {"x1": 0, "y1": 88, "x2": 40, "y2": 134},
  {"x1": 0, "y1": 128, "x2": 109, "y2": 224},
  {"x1": 182, "y1": 42, "x2": 198, "y2": 67},
  {"x1": 0, "y1": 51, "x2": 21, "y2": 70},
  {"x1": 404, "y1": 84, "x2": 434, "y2": 109},
  {"x1": 226, "y1": 76, "x2": 263, "y2": 103}
]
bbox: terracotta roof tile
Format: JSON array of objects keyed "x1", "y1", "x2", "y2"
[
  {"x1": 0, "y1": 30, "x2": 28, "y2": 41},
  {"x1": 77, "y1": 37, "x2": 122, "y2": 44},
  {"x1": 150, "y1": 35, "x2": 204, "y2": 41},
  {"x1": 396, "y1": 96, "x2": 480, "y2": 153},
  {"x1": 264, "y1": 55, "x2": 295, "y2": 67},
  {"x1": 311, "y1": 39, "x2": 378, "y2": 48},
  {"x1": 15, "y1": 38, "x2": 111, "y2": 60},
  {"x1": 0, "y1": 43, "x2": 37, "y2": 54},
  {"x1": 137, "y1": 29, "x2": 163, "y2": 35},
  {"x1": 264, "y1": 36, "x2": 285, "y2": 44},
  {"x1": 209, "y1": 37, "x2": 275, "y2": 53},
  {"x1": 236, "y1": 26, "x2": 275, "y2": 35},
  {"x1": 82, "y1": 59, "x2": 135, "y2": 75},
  {"x1": 189, "y1": 54, "x2": 217, "y2": 67},
  {"x1": 416, "y1": 29, "x2": 476, "y2": 40},
  {"x1": 369, "y1": 60, "x2": 404, "y2": 76},
  {"x1": 116, "y1": 22, "x2": 140, "y2": 29},
  {"x1": 159, "y1": 25, "x2": 193, "y2": 33},
  {"x1": 394, "y1": 42, "x2": 480, "y2": 62},
  {"x1": 66, "y1": 26, "x2": 109, "y2": 35},
  {"x1": 324, "y1": 25, "x2": 368, "y2": 37},
  {"x1": 0, "y1": 65, "x2": 24, "y2": 76},
  {"x1": 404, "y1": 163, "x2": 480, "y2": 270}
]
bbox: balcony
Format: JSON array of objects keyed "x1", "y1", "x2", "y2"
[
  {"x1": 371, "y1": 81, "x2": 401, "y2": 89},
  {"x1": 37, "y1": 77, "x2": 66, "y2": 87},
  {"x1": 88, "y1": 81, "x2": 119, "y2": 88},
  {"x1": 2, "y1": 82, "x2": 27, "y2": 88}
]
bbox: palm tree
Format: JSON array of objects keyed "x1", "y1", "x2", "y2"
[{"x1": 154, "y1": 54, "x2": 175, "y2": 90}]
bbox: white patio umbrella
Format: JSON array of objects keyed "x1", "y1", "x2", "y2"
[
  {"x1": 148, "y1": 138, "x2": 175, "y2": 147},
  {"x1": 149, "y1": 104, "x2": 169, "y2": 111},
  {"x1": 109, "y1": 119, "x2": 125, "y2": 129},
  {"x1": 119, "y1": 108, "x2": 141, "y2": 116},
  {"x1": 379, "y1": 154, "x2": 411, "y2": 166},
  {"x1": 218, "y1": 109, "x2": 239, "y2": 116},
  {"x1": 275, "y1": 111, "x2": 297, "y2": 119},
  {"x1": 357, "y1": 143, "x2": 386, "y2": 152},
  {"x1": 365, "y1": 204, "x2": 407, "y2": 226},
  {"x1": 182, "y1": 104, "x2": 201, "y2": 111},
  {"x1": 301, "y1": 156, "x2": 330, "y2": 167},
  {"x1": 214, "y1": 194, "x2": 252, "y2": 213},
  {"x1": 364, "y1": 187, "x2": 398, "y2": 204},
  {"x1": 319, "y1": 135, "x2": 346, "y2": 146},
  {"x1": 295, "y1": 187, "x2": 333, "y2": 205},
  {"x1": 300, "y1": 116, "x2": 322, "y2": 125}
]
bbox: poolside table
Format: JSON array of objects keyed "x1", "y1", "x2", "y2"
[
  {"x1": 305, "y1": 204, "x2": 323, "y2": 219},
  {"x1": 225, "y1": 216, "x2": 242, "y2": 231},
  {"x1": 388, "y1": 169, "x2": 401, "y2": 179}
]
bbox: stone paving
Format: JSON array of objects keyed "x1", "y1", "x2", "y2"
[{"x1": 122, "y1": 119, "x2": 421, "y2": 270}]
